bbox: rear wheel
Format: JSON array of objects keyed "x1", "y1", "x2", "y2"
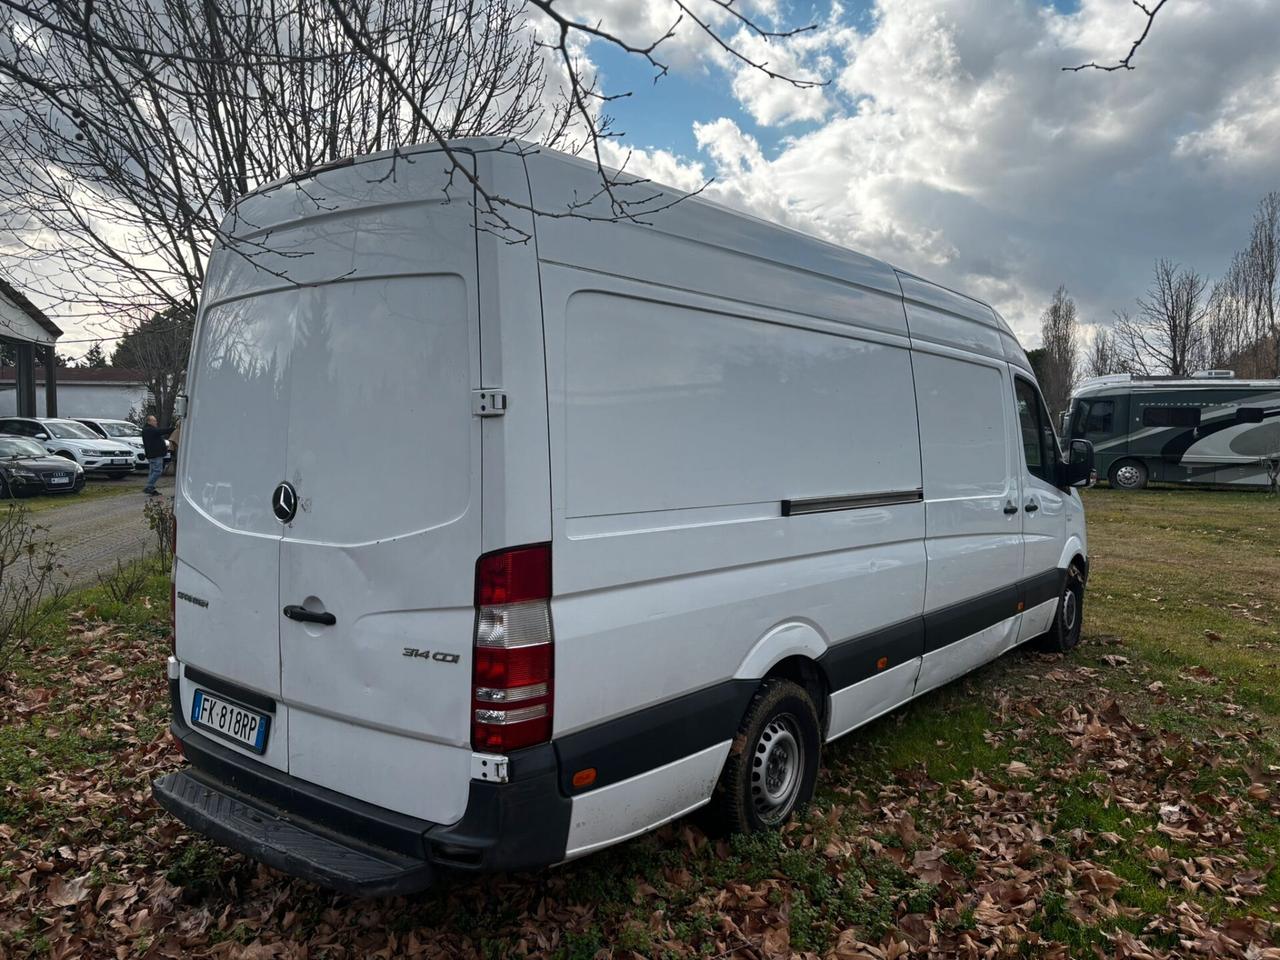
[
  {"x1": 1036, "y1": 566, "x2": 1085, "y2": 653},
  {"x1": 1108, "y1": 459, "x2": 1147, "y2": 490},
  {"x1": 714, "y1": 679, "x2": 821, "y2": 833}
]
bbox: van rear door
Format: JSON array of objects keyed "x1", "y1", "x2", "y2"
[
  {"x1": 177, "y1": 288, "x2": 295, "y2": 772},
  {"x1": 181, "y1": 153, "x2": 482, "y2": 822},
  {"x1": 273, "y1": 173, "x2": 482, "y2": 826}
]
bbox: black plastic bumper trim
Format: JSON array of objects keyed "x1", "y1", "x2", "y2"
[
  {"x1": 159, "y1": 676, "x2": 573, "y2": 890},
  {"x1": 553, "y1": 680, "x2": 757, "y2": 796},
  {"x1": 153, "y1": 767, "x2": 436, "y2": 898},
  {"x1": 818, "y1": 616, "x2": 924, "y2": 691},
  {"x1": 1018, "y1": 567, "x2": 1067, "y2": 610}
]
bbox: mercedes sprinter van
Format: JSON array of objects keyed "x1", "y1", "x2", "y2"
[{"x1": 153, "y1": 140, "x2": 1094, "y2": 895}]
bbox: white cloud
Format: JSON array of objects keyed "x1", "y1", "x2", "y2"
[{"x1": 581, "y1": 0, "x2": 1280, "y2": 346}]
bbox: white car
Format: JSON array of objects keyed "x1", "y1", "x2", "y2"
[
  {"x1": 0, "y1": 417, "x2": 135, "y2": 478},
  {"x1": 154, "y1": 140, "x2": 1094, "y2": 897},
  {"x1": 73, "y1": 417, "x2": 152, "y2": 472}
]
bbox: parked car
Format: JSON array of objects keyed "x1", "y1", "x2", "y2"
[
  {"x1": 153, "y1": 140, "x2": 1094, "y2": 897},
  {"x1": 0, "y1": 417, "x2": 134, "y2": 478},
  {"x1": 73, "y1": 417, "x2": 153, "y2": 473},
  {"x1": 0, "y1": 436, "x2": 85, "y2": 497}
]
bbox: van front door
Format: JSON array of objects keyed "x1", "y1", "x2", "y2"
[
  {"x1": 913, "y1": 349, "x2": 1024, "y2": 695},
  {"x1": 1013, "y1": 376, "x2": 1068, "y2": 642}
]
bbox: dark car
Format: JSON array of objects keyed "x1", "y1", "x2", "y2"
[{"x1": 0, "y1": 436, "x2": 86, "y2": 497}]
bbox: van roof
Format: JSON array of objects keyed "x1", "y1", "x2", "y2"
[{"x1": 231, "y1": 137, "x2": 1025, "y2": 363}]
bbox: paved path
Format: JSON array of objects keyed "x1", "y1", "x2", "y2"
[{"x1": 33, "y1": 475, "x2": 176, "y2": 590}]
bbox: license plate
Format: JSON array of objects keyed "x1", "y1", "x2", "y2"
[
  {"x1": 112, "y1": 458, "x2": 128, "y2": 465},
  {"x1": 191, "y1": 689, "x2": 270, "y2": 753},
  {"x1": 48, "y1": 476, "x2": 69, "y2": 485}
]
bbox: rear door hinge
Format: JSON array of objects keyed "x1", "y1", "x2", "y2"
[{"x1": 472, "y1": 390, "x2": 507, "y2": 417}]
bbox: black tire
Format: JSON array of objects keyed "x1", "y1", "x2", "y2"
[
  {"x1": 1108, "y1": 459, "x2": 1148, "y2": 490},
  {"x1": 1036, "y1": 566, "x2": 1085, "y2": 653},
  {"x1": 713, "y1": 679, "x2": 821, "y2": 834}
]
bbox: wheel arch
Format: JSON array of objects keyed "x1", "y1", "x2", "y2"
[
  {"x1": 761, "y1": 655, "x2": 831, "y2": 739},
  {"x1": 1056, "y1": 535, "x2": 1088, "y2": 582},
  {"x1": 732, "y1": 620, "x2": 832, "y2": 733}
]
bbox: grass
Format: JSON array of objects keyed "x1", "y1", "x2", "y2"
[
  {"x1": 13, "y1": 477, "x2": 143, "y2": 514},
  {"x1": 1, "y1": 486, "x2": 1278, "y2": 958}
]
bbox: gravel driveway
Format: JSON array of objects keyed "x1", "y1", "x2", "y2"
[{"x1": 36, "y1": 475, "x2": 175, "y2": 589}]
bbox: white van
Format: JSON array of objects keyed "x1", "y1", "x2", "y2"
[{"x1": 153, "y1": 140, "x2": 1095, "y2": 896}]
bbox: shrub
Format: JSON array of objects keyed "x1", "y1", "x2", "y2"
[
  {"x1": 97, "y1": 555, "x2": 151, "y2": 605},
  {"x1": 0, "y1": 504, "x2": 68, "y2": 673},
  {"x1": 143, "y1": 496, "x2": 175, "y2": 572}
]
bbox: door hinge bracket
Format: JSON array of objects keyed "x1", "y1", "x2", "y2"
[
  {"x1": 472, "y1": 389, "x2": 508, "y2": 417},
  {"x1": 471, "y1": 752, "x2": 509, "y2": 783}
]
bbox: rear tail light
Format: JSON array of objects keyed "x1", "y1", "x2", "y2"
[{"x1": 472, "y1": 544, "x2": 552, "y2": 752}]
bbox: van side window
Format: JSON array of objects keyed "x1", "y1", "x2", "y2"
[
  {"x1": 1237, "y1": 407, "x2": 1266, "y2": 424},
  {"x1": 1014, "y1": 378, "x2": 1053, "y2": 483},
  {"x1": 1142, "y1": 406, "x2": 1200, "y2": 428}
]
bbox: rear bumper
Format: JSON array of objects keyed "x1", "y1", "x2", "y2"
[{"x1": 153, "y1": 676, "x2": 571, "y2": 896}]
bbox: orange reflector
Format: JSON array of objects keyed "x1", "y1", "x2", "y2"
[
  {"x1": 572, "y1": 768, "x2": 597, "y2": 789},
  {"x1": 1017, "y1": 601, "x2": 1025, "y2": 612},
  {"x1": 876, "y1": 656, "x2": 889, "y2": 671}
]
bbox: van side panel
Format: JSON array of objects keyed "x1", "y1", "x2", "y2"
[
  {"x1": 539, "y1": 268, "x2": 927, "y2": 848},
  {"x1": 544, "y1": 273, "x2": 925, "y2": 722}
]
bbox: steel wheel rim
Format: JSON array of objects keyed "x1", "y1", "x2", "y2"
[
  {"x1": 751, "y1": 713, "x2": 804, "y2": 825},
  {"x1": 1115, "y1": 465, "x2": 1140, "y2": 488},
  {"x1": 1062, "y1": 589, "x2": 1078, "y2": 632}
]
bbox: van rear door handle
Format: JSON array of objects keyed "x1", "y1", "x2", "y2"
[
  {"x1": 1024, "y1": 501, "x2": 1039, "y2": 513},
  {"x1": 283, "y1": 605, "x2": 336, "y2": 626},
  {"x1": 1003, "y1": 502, "x2": 1018, "y2": 515}
]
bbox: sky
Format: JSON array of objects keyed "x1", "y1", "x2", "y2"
[{"x1": 562, "y1": 0, "x2": 1280, "y2": 348}]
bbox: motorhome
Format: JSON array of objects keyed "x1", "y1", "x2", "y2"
[
  {"x1": 153, "y1": 140, "x2": 1094, "y2": 896},
  {"x1": 1066, "y1": 372, "x2": 1280, "y2": 489}
]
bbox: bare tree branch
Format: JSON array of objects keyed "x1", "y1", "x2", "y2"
[
  {"x1": 1064, "y1": 0, "x2": 1168, "y2": 73},
  {"x1": 0, "y1": 0, "x2": 825, "y2": 331}
]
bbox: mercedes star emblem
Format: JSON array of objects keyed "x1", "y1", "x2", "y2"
[{"x1": 271, "y1": 481, "x2": 298, "y2": 523}]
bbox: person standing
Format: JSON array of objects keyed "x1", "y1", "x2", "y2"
[{"x1": 141, "y1": 415, "x2": 174, "y2": 496}]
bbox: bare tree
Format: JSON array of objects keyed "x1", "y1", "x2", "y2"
[
  {"x1": 1085, "y1": 327, "x2": 1126, "y2": 378},
  {"x1": 1038, "y1": 285, "x2": 1080, "y2": 417},
  {"x1": 110, "y1": 307, "x2": 193, "y2": 426},
  {"x1": 0, "y1": 0, "x2": 571, "y2": 325},
  {"x1": 0, "y1": 0, "x2": 820, "y2": 330},
  {"x1": 1064, "y1": 0, "x2": 1168, "y2": 72},
  {"x1": 1193, "y1": 192, "x2": 1280, "y2": 378},
  {"x1": 1114, "y1": 259, "x2": 1208, "y2": 377},
  {"x1": 1245, "y1": 191, "x2": 1280, "y2": 375}
]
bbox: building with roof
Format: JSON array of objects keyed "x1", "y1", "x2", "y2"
[
  {"x1": 0, "y1": 367, "x2": 150, "y2": 420},
  {"x1": 0, "y1": 277, "x2": 64, "y2": 416}
]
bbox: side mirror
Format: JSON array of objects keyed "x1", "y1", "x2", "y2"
[
  {"x1": 174, "y1": 394, "x2": 188, "y2": 418},
  {"x1": 1061, "y1": 439, "x2": 1095, "y2": 488},
  {"x1": 35, "y1": 433, "x2": 48, "y2": 440}
]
